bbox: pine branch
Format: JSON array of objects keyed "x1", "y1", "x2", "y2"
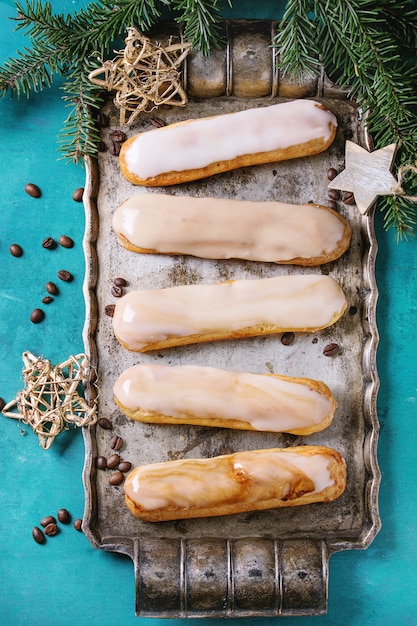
[{"x1": 171, "y1": 0, "x2": 226, "y2": 55}]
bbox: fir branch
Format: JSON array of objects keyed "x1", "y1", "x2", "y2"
[{"x1": 171, "y1": 0, "x2": 227, "y2": 55}]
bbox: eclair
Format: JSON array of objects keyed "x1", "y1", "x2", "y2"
[
  {"x1": 119, "y1": 99, "x2": 338, "y2": 186},
  {"x1": 113, "y1": 363, "x2": 337, "y2": 435},
  {"x1": 113, "y1": 194, "x2": 351, "y2": 266},
  {"x1": 124, "y1": 446, "x2": 347, "y2": 522},
  {"x1": 112, "y1": 274, "x2": 347, "y2": 352}
]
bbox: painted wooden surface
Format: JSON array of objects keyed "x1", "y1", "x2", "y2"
[{"x1": 0, "y1": 1, "x2": 416, "y2": 624}]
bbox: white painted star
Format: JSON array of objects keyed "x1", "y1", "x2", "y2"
[{"x1": 328, "y1": 141, "x2": 398, "y2": 215}]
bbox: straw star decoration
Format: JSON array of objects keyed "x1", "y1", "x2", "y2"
[
  {"x1": 2, "y1": 352, "x2": 97, "y2": 449},
  {"x1": 328, "y1": 141, "x2": 398, "y2": 215},
  {"x1": 89, "y1": 27, "x2": 191, "y2": 125}
]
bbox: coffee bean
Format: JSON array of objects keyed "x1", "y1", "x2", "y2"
[
  {"x1": 44, "y1": 522, "x2": 59, "y2": 537},
  {"x1": 97, "y1": 140, "x2": 108, "y2": 152},
  {"x1": 0, "y1": 398, "x2": 5, "y2": 412},
  {"x1": 72, "y1": 187, "x2": 84, "y2": 202},
  {"x1": 323, "y1": 342, "x2": 340, "y2": 357},
  {"x1": 113, "y1": 277, "x2": 128, "y2": 287},
  {"x1": 46, "y1": 281, "x2": 59, "y2": 295},
  {"x1": 281, "y1": 331, "x2": 295, "y2": 346},
  {"x1": 42, "y1": 237, "x2": 56, "y2": 250},
  {"x1": 25, "y1": 183, "x2": 41, "y2": 198},
  {"x1": 342, "y1": 191, "x2": 355, "y2": 205},
  {"x1": 327, "y1": 167, "x2": 338, "y2": 181},
  {"x1": 109, "y1": 471, "x2": 124, "y2": 486},
  {"x1": 118, "y1": 461, "x2": 132, "y2": 473},
  {"x1": 328, "y1": 201, "x2": 338, "y2": 210},
  {"x1": 30, "y1": 308, "x2": 45, "y2": 324},
  {"x1": 40, "y1": 515, "x2": 56, "y2": 528},
  {"x1": 96, "y1": 112, "x2": 109, "y2": 128},
  {"x1": 111, "y1": 284, "x2": 123, "y2": 298},
  {"x1": 109, "y1": 130, "x2": 127, "y2": 143},
  {"x1": 57, "y1": 508, "x2": 71, "y2": 524},
  {"x1": 105, "y1": 304, "x2": 115, "y2": 317},
  {"x1": 57, "y1": 270, "x2": 73, "y2": 282},
  {"x1": 10, "y1": 243, "x2": 23, "y2": 257},
  {"x1": 96, "y1": 456, "x2": 108, "y2": 470},
  {"x1": 73, "y1": 518, "x2": 83, "y2": 532},
  {"x1": 32, "y1": 526, "x2": 45, "y2": 544},
  {"x1": 59, "y1": 235, "x2": 74, "y2": 248},
  {"x1": 106, "y1": 453, "x2": 121, "y2": 469},
  {"x1": 109, "y1": 141, "x2": 121, "y2": 156},
  {"x1": 150, "y1": 116, "x2": 166, "y2": 128},
  {"x1": 42, "y1": 296, "x2": 54, "y2": 304},
  {"x1": 109, "y1": 435, "x2": 123, "y2": 451},
  {"x1": 327, "y1": 189, "x2": 340, "y2": 201},
  {"x1": 98, "y1": 417, "x2": 112, "y2": 430}
]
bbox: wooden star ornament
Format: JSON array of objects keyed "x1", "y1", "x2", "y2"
[{"x1": 328, "y1": 141, "x2": 398, "y2": 215}]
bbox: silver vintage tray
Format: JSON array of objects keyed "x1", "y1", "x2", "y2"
[{"x1": 81, "y1": 21, "x2": 380, "y2": 617}]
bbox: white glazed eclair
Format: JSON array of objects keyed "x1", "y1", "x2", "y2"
[
  {"x1": 119, "y1": 99, "x2": 338, "y2": 186},
  {"x1": 112, "y1": 274, "x2": 347, "y2": 352},
  {"x1": 113, "y1": 363, "x2": 337, "y2": 435},
  {"x1": 112, "y1": 194, "x2": 351, "y2": 266},
  {"x1": 124, "y1": 446, "x2": 347, "y2": 522}
]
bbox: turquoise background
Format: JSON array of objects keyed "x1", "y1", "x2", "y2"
[{"x1": 0, "y1": 1, "x2": 416, "y2": 624}]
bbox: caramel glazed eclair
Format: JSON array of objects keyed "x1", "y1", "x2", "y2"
[
  {"x1": 119, "y1": 99, "x2": 338, "y2": 186},
  {"x1": 113, "y1": 194, "x2": 352, "y2": 266},
  {"x1": 124, "y1": 446, "x2": 347, "y2": 522},
  {"x1": 112, "y1": 274, "x2": 347, "y2": 352},
  {"x1": 114, "y1": 363, "x2": 337, "y2": 436}
]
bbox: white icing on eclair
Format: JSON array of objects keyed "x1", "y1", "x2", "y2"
[
  {"x1": 124, "y1": 449, "x2": 335, "y2": 513},
  {"x1": 113, "y1": 364, "x2": 335, "y2": 433},
  {"x1": 112, "y1": 274, "x2": 347, "y2": 352},
  {"x1": 122, "y1": 100, "x2": 337, "y2": 180},
  {"x1": 112, "y1": 194, "x2": 350, "y2": 263}
]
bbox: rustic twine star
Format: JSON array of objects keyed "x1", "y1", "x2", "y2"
[
  {"x1": 88, "y1": 27, "x2": 191, "y2": 125},
  {"x1": 1, "y1": 352, "x2": 97, "y2": 449},
  {"x1": 328, "y1": 141, "x2": 399, "y2": 215}
]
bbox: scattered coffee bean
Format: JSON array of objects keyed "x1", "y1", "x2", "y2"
[
  {"x1": 281, "y1": 331, "x2": 295, "y2": 346},
  {"x1": 10, "y1": 243, "x2": 23, "y2": 257},
  {"x1": 328, "y1": 200, "x2": 338, "y2": 210},
  {"x1": 98, "y1": 417, "x2": 112, "y2": 430},
  {"x1": 118, "y1": 461, "x2": 132, "y2": 473},
  {"x1": 106, "y1": 453, "x2": 121, "y2": 469},
  {"x1": 97, "y1": 140, "x2": 108, "y2": 152},
  {"x1": 72, "y1": 187, "x2": 84, "y2": 202},
  {"x1": 32, "y1": 526, "x2": 45, "y2": 544},
  {"x1": 327, "y1": 167, "x2": 338, "y2": 181},
  {"x1": 323, "y1": 342, "x2": 340, "y2": 357},
  {"x1": 328, "y1": 189, "x2": 340, "y2": 201},
  {"x1": 44, "y1": 522, "x2": 59, "y2": 537},
  {"x1": 57, "y1": 508, "x2": 71, "y2": 524},
  {"x1": 96, "y1": 112, "x2": 109, "y2": 128},
  {"x1": 30, "y1": 308, "x2": 45, "y2": 324},
  {"x1": 58, "y1": 235, "x2": 74, "y2": 249},
  {"x1": 57, "y1": 270, "x2": 73, "y2": 282},
  {"x1": 25, "y1": 183, "x2": 41, "y2": 198},
  {"x1": 46, "y1": 281, "x2": 59, "y2": 295},
  {"x1": 109, "y1": 129, "x2": 127, "y2": 143},
  {"x1": 109, "y1": 471, "x2": 124, "y2": 486},
  {"x1": 110, "y1": 435, "x2": 123, "y2": 451},
  {"x1": 342, "y1": 191, "x2": 355, "y2": 205},
  {"x1": 73, "y1": 518, "x2": 83, "y2": 532},
  {"x1": 113, "y1": 277, "x2": 128, "y2": 287},
  {"x1": 111, "y1": 284, "x2": 123, "y2": 298},
  {"x1": 42, "y1": 296, "x2": 54, "y2": 304},
  {"x1": 42, "y1": 237, "x2": 56, "y2": 250},
  {"x1": 150, "y1": 116, "x2": 166, "y2": 128},
  {"x1": 0, "y1": 397, "x2": 5, "y2": 412},
  {"x1": 96, "y1": 456, "x2": 108, "y2": 470},
  {"x1": 109, "y1": 141, "x2": 121, "y2": 156},
  {"x1": 40, "y1": 515, "x2": 56, "y2": 528},
  {"x1": 105, "y1": 304, "x2": 115, "y2": 317}
]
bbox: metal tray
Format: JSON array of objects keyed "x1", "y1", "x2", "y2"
[{"x1": 81, "y1": 21, "x2": 381, "y2": 618}]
